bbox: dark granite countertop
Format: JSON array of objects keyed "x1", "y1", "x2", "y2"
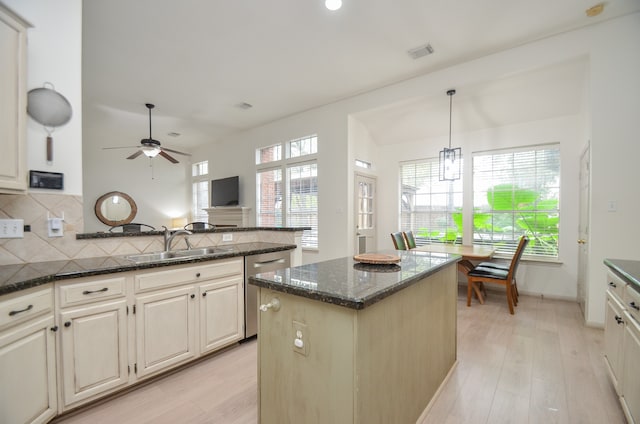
[
  {"x1": 249, "y1": 250, "x2": 460, "y2": 310},
  {"x1": 0, "y1": 242, "x2": 296, "y2": 296},
  {"x1": 77, "y1": 226, "x2": 310, "y2": 240},
  {"x1": 604, "y1": 258, "x2": 640, "y2": 290}
]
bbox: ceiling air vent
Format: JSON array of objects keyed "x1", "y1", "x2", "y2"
[
  {"x1": 237, "y1": 102, "x2": 253, "y2": 110},
  {"x1": 408, "y1": 43, "x2": 434, "y2": 60}
]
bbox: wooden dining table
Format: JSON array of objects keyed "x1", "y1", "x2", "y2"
[
  {"x1": 414, "y1": 244, "x2": 495, "y2": 260},
  {"x1": 415, "y1": 244, "x2": 496, "y2": 303}
]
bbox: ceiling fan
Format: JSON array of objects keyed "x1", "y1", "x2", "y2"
[{"x1": 103, "y1": 103, "x2": 191, "y2": 163}]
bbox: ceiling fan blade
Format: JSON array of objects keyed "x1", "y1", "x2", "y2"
[
  {"x1": 159, "y1": 150, "x2": 179, "y2": 163},
  {"x1": 161, "y1": 146, "x2": 191, "y2": 156},
  {"x1": 126, "y1": 150, "x2": 144, "y2": 160},
  {"x1": 103, "y1": 146, "x2": 140, "y2": 150}
]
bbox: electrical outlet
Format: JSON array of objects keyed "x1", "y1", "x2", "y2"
[
  {"x1": 222, "y1": 233, "x2": 233, "y2": 242},
  {"x1": 0, "y1": 219, "x2": 24, "y2": 238},
  {"x1": 292, "y1": 320, "x2": 309, "y2": 356}
]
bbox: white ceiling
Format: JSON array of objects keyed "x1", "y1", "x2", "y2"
[{"x1": 82, "y1": 0, "x2": 640, "y2": 151}]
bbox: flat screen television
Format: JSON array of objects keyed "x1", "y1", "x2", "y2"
[{"x1": 211, "y1": 176, "x2": 239, "y2": 207}]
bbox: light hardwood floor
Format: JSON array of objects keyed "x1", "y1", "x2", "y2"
[{"x1": 54, "y1": 288, "x2": 625, "y2": 424}]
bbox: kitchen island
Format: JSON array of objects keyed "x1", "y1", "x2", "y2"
[{"x1": 249, "y1": 250, "x2": 460, "y2": 424}]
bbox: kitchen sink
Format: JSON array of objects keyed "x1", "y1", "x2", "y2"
[{"x1": 125, "y1": 246, "x2": 234, "y2": 263}]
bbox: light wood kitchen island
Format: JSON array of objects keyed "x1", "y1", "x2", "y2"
[{"x1": 249, "y1": 250, "x2": 460, "y2": 424}]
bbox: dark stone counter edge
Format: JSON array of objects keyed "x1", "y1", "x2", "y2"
[
  {"x1": 249, "y1": 256, "x2": 460, "y2": 310},
  {"x1": 0, "y1": 244, "x2": 297, "y2": 297},
  {"x1": 604, "y1": 258, "x2": 640, "y2": 290},
  {"x1": 77, "y1": 227, "x2": 311, "y2": 240}
]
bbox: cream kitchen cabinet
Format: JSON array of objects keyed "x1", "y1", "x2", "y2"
[
  {"x1": 56, "y1": 276, "x2": 129, "y2": 411},
  {"x1": 621, "y1": 284, "x2": 640, "y2": 424},
  {"x1": 134, "y1": 285, "x2": 197, "y2": 379},
  {"x1": 604, "y1": 263, "x2": 640, "y2": 424},
  {"x1": 199, "y1": 274, "x2": 244, "y2": 354},
  {"x1": 0, "y1": 4, "x2": 29, "y2": 193},
  {"x1": 604, "y1": 290, "x2": 625, "y2": 394},
  {"x1": 0, "y1": 286, "x2": 57, "y2": 424},
  {"x1": 133, "y1": 257, "x2": 244, "y2": 378}
]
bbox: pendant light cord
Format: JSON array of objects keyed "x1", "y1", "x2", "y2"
[{"x1": 447, "y1": 89, "x2": 455, "y2": 150}]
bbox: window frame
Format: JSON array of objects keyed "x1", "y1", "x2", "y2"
[
  {"x1": 256, "y1": 135, "x2": 319, "y2": 250},
  {"x1": 191, "y1": 160, "x2": 209, "y2": 223},
  {"x1": 471, "y1": 143, "x2": 561, "y2": 260},
  {"x1": 399, "y1": 157, "x2": 464, "y2": 246}
]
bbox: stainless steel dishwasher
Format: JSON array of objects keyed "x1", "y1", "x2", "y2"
[{"x1": 244, "y1": 251, "x2": 290, "y2": 338}]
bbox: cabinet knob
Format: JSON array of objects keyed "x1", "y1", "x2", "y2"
[
  {"x1": 64, "y1": 321, "x2": 71, "y2": 327},
  {"x1": 608, "y1": 281, "x2": 617, "y2": 288},
  {"x1": 615, "y1": 315, "x2": 624, "y2": 325},
  {"x1": 196, "y1": 273, "x2": 201, "y2": 278},
  {"x1": 190, "y1": 294, "x2": 196, "y2": 299},
  {"x1": 202, "y1": 292, "x2": 207, "y2": 297},
  {"x1": 630, "y1": 302, "x2": 640, "y2": 311},
  {"x1": 260, "y1": 298, "x2": 281, "y2": 312},
  {"x1": 50, "y1": 325, "x2": 59, "y2": 332}
]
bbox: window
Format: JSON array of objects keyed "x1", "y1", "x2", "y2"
[
  {"x1": 400, "y1": 158, "x2": 463, "y2": 245},
  {"x1": 473, "y1": 144, "x2": 560, "y2": 258},
  {"x1": 256, "y1": 135, "x2": 318, "y2": 249},
  {"x1": 355, "y1": 159, "x2": 371, "y2": 169},
  {"x1": 287, "y1": 162, "x2": 318, "y2": 248},
  {"x1": 191, "y1": 161, "x2": 209, "y2": 222}
]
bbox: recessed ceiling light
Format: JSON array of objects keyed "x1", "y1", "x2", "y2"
[
  {"x1": 408, "y1": 43, "x2": 434, "y2": 60},
  {"x1": 237, "y1": 102, "x2": 253, "y2": 110},
  {"x1": 325, "y1": 0, "x2": 342, "y2": 11}
]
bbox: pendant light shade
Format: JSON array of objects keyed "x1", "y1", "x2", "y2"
[{"x1": 439, "y1": 89, "x2": 462, "y2": 181}]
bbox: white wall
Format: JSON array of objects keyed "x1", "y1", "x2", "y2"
[
  {"x1": 192, "y1": 13, "x2": 640, "y2": 326},
  {"x1": 81, "y1": 104, "x2": 190, "y2": 232},
  {"x1": 586, "y1": 13, "x2": 640, "y2": 325},
  {"x1": 375, "y1": 115, "x2": 583, "y2": 300},
  {"x1": 3, "y1": 0, "x2": 83, "y2": 195}
]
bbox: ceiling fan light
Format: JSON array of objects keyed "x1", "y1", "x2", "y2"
[{"x1": 142, "y1": 146, "x2": 160, "y2": 158}]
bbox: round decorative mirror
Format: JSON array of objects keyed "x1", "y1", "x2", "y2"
[{"x1": 95, "y1": 191, "x2": 137, "y2": 226}]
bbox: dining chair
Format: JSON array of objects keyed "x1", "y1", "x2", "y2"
[
  {"x1": 402, "y1": 231, "x2": 417, "y2": 249},
  {"x1": 473, "y1": 235, "x2": 528, "y2": 303},
  {"x1": 466, "y1": 235, "x2": 529, "y2": 314},
  {"x1": 390, "y1": 232, "x2": 407, "y2": 250}
]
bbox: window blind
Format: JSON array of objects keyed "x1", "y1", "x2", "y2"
[
  {"x1": 400, "y1": 158, "x2": 463, "y2": 245},
  {"x1": 472, "y1": 144, "x2": 560, "y2": 258}
]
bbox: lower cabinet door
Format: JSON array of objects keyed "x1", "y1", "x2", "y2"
[
  {"x1": 0, "y1": 315, "x2": 57, "y2": 424},
  {"x1": 200, "y1": 276, "x2": 244, "y2": 354},
  {"x1": 622, "y1": 314, "x2": 640, "y2": 424},
  {"x1": 604, "y1": 294, "x2": 625, "y2": 394},
  {"x1": 135, "y1": 285, "x2": 197, "y2": 379},
  {"x1": 59, "y1": 299, "x2": 128, "y2": 409}
]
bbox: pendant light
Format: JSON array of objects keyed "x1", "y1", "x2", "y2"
[{"x1": 439, "y1": 89, "x2": 462, "y2": 181}]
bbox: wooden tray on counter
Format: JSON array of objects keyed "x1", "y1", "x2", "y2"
[{"x1": 353, "y1": 253, "x2": 401, "y2": 264}]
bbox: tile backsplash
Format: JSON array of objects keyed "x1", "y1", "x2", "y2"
[{"x1": 0, "y1": 193, "x2": 297, "y2": 266}]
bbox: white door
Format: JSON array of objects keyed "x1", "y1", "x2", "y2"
[
  {"x1": 577, "y1": 145, "x2": 590, "y2": 318},
  {"x1": 354, "y1": 174, "x2": 377, "y2": 254}
]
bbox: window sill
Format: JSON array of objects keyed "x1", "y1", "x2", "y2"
[{"x1": 492, "y1": 254, "x2": 563, "y2": 265}]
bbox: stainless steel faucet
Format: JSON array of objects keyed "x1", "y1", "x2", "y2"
[{"x1": 162, "y1": 226, "x2": 192, "y2": 251}]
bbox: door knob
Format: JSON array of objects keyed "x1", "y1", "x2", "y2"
[{"x1": 577, "y1": 239, "x2": 586, "y2": 244}]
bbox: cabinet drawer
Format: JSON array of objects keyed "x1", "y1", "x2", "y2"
[
  {"x1": 607, "y1": 270, "x2": 628, "y2": 303},
  {"x1": 135, "y1": 258, "x2": 243, "y2": 293},
  {"x1": 58, "y1": 276, "x2": 127, "y2": 308},
  {"x1": 0, "y1": 287, "x2": 53, "y2": 329},
  {"x1": 625, "y1": 284, "x2": 640, "y2": 324}
]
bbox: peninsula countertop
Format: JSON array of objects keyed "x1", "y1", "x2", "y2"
[
  {"x1": 604, "y1": 258, "x2": 640, "y2": 290},
  {"x1": 249, "y1": 250, "x2": 460, "y2": 310},
  {"x1": 0, "y1": 242, "x2": 296, "y2": 296}
]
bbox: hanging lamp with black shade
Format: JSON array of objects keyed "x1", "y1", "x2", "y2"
[{"x1": 439, "y1": 89, "x2": 462, "y2": 181}]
